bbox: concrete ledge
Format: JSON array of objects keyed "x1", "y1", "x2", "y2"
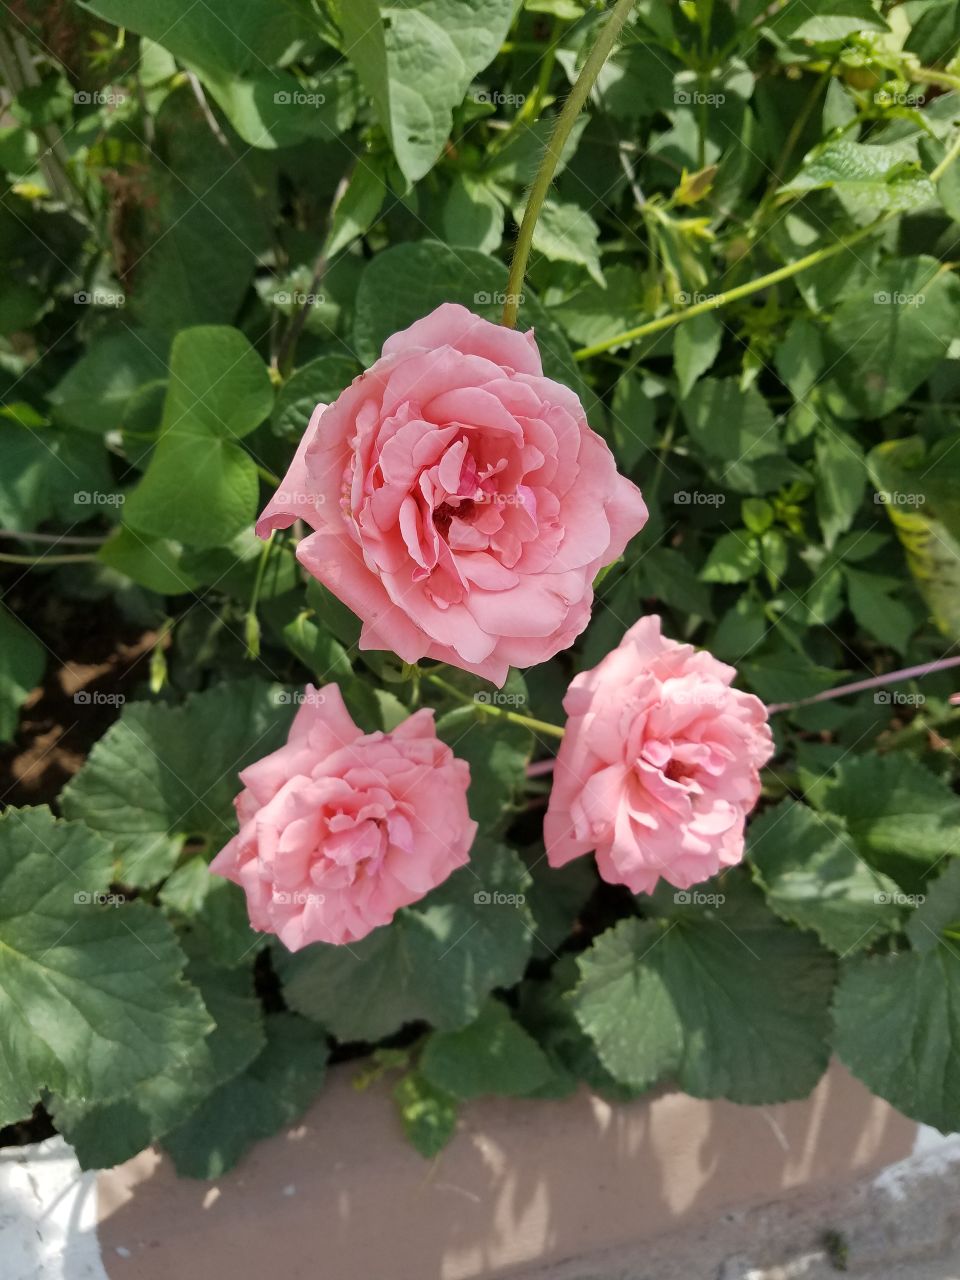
[
  {"x1": 7, "y1": 1061, "x2": 960, "y2": 1279},
  {"x1": 93, "y1": 1061, "x2": 917, "y2": 1279}
]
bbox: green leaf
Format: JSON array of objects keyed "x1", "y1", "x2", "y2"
[
  {"x1": 0, "y1": 423, "x2": 115, "y2": 531},
  {"x1": 826, "y1": 257, "x2": 960, "y2": 417},
  {"x1": 700, "y1": 530, "x2": 761, "y2": 583},
  {"x1": 393, "y1": 1071, "x2": 458, "y2": 1157},
  {"x1": 821, "y1": 753, "x2": 960, "y2": 864},
  {"x1": 766, "y1": 0, "x2": 887, "y2": 41},
  {"x1": 573, "y1": 913, "x2": 834, "y2": 1103},
  {"x1": 844, "y1": 566, "x2": 916, "y2": 652},
  {"x1": 352, "y1": 240, "x2": 583, "y2": 394},
  {"x1": 51, "y1": 953, "x2": 264, "y2": 1170},
  {"x1": 61, "y1": 681, "x2": 295, "y2": 887},
  {"x1": 325, "y1": 158, "x2": 387, "y2": 259},
  {"x1": 97, "y1": 526, "x2": 199, "y2": 596},
  {"x1": 162, "y1": 1013, "x2": 330, "y2": 1179},
  {"x1": 908, "y1": 860, "x2": 960, "y2": 953},
  {"x1": 784, "y1": 141, "x2": 934, "y2": 220},
  {"x1": 0, "y1": 606, "x2": 43, "y2": 743},
  {"x1": 420, "y1": 998, "x2": 556, "y2": 1099},
  {"x1": 279, "y1": 841, "x2": 534, "y2": 1041},
  {"x1": 554, "y1": 263, "x2": 648, "y2": 354},
  {"x1": 640, "y1": 546, "x2": 715, "y2": 619},
  {"x1": 340, "y1": 0, "x2": 516, "y2": 183},
  {"x1": 680, "y1": 378, "x2": 782, "y2": 479},
  {"x1": 673, "y1": 312, "x2": 722, "y2": 397},
  {"x1": 571, "y1": 920, "x2": 682, "y2": 1093},
  {"x1": 832, "y1": 947, "x2": 960, "y2": 1133},
  {"x1": 868, "y1": 435, "x2": 960, "y2": 640},
  {"x1": 47, "y1": 330, "x2": 167, "y2": 433},
  {"x1": 0, "y1": 806, "x2": 211, "y2": 1128},
  {"x1": 435, "y1": 684, "x2": 532, "y2": 836},
  {"x1": 519, "y1": 198, "x2": 604, "y2": 286},
  {"x1": 749, "y1": 800, "x2": 901, "y2": 955},
  {"x1": 814, "y1": 428, "x2": 864, "y2": 549},
  {"x1": 125, "y1": 326, "x2": 273, "y2": 548},
  {"x1": 272, "y1": 355, "x2": 358, "y2": 438},
  {"x1": 775, "y1": 315, "x2": 823, "y2": 401},
  {"x1": 442, "y1": 173, "x2": 504, "y2": 254}
]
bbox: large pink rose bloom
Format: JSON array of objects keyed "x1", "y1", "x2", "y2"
[
  {"x1": 258, "y1": 303, "x2": 647, "y2": 686},
  {"x1": 544, "y1": 617, "x2": 774, "y2": 894},
  {"x1": 210, "y1": 685, "x2": 477, "y2": 949}
]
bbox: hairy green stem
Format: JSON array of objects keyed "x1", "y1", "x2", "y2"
[
  {"x1": 501, "y1": 0, "x2": 637, "y2": 328},
  {"x1": 425, "y1": 672, "x2": 565, "y2": 739},
  {"x1": 572, "y1": 218, "x2": 881, "y2": 359}
]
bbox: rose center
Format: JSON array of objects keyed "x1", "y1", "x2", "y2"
[
  {"x1": 434, "y1": 497, "x2": 476, "y2": 536},
  {"x1": 664, "y1": 758, "x2": 693, "y2": 784}
]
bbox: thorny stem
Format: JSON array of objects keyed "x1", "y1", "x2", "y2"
[{"x1": 768, "y1": 654, "x2": 960, "y2": 715}]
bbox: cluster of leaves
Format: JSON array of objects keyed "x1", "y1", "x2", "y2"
[{"x1": 2, "y1": 0, "x2": 960, "y2": 1172}]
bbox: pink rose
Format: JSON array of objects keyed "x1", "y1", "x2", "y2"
[
  {"x1": 210, "y1": 685, "x2": 477, "y2": 949},
  {"x1": 544, "y1": 616, "x2": 774, "y2": 894},
  {"x1": 258, "y1": 303, "x2": 648, "y2": 686}
]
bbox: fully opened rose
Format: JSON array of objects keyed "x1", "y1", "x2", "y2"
[
  {"x1": 544, "y1": 616, "x2": 774, "y2": 894},
  {"x1": 258, "y1": 303, "x2": 648, "y2": 686},
  {"x1": 211, "y1": 685, "x2": 477, "y2": 949}
]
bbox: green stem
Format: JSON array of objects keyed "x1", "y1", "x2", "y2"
[
  {"x1": 0, "y1": 550, "x2": 97, "y2": 566},
  {"x1": 425, "y1": 672, "x2": 565, "y2": 739},
  {"x1": 572, "y1": 218, "x2": 881, "y2": 359},
  {"x1": 932, "y1": 125, "x2": 960, "y2": 182},
  {"x1": 501, "y1": 0, "x2": 637, "y2": 328},
  {"x1": 244, "y1": 531, "x2": 275, "y2": 660}
]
